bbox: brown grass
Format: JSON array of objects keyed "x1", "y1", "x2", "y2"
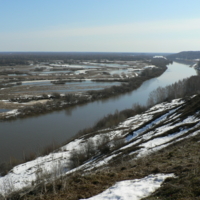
[{"x1": 13, "y1": 133, "x2": 200, "y2": 200}]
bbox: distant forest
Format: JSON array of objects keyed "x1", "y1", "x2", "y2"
[
  {"x1": 167, "y1": 51, "x2": 200, "y2": 60},
  {"x1": 0, "y1": 52, "x2": 169, "y2": 66}
]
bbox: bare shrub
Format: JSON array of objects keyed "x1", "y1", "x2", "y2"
[
  {"x1": 33, "y1": 154, "x2": 65, "y2": 195},
  {"x1": 147, "y1": 76, "x2": 200, "y2": 108},
  {"x1": 69, "y1": 139, "x2": 97, "y2": 169},
  {"x1": 34, "y1": 67, "x2": 46, "y2": 71},
  {"x1": 63, "y1": 93, "x2": 76, "y2": 102},
  {"x1": 112, "y1": 136, "x2": 125, "y2": 150},
  {"x1": 42, "y1": 93, "x2": 48, "y2": 99},
  {"x1": 51, "y1": 92, "x2": 60, "y2": 99},
  {"x1": 97, "y1": 135, "x2": 110, "y2": 155},
  {"x1": 33, "y1": 103, "x2": 47, "y2": 113},
  {"x1": 69, "y1": 149, "x2": 87, "y2": 169},
  {"x1": 18, "y1": 103, "x2": 47, "y2": 114},
  {"x1": 40, "y1": 142, "x2": 59, "y2": 157},
  {"x1": 132, "y1": 103, "x2": 146, "y2": 114},
  {"x1": 84, "y1": 139, "x2": 96, "y2": 159},
  {"x1": 23, "y1": 152, "x2": 37, "y2": 162},
  {"x1": 16, "y1": 82, "x2": 22, "y2": 85}
]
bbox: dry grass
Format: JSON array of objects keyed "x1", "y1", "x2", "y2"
[
  {"x1": 14, "y1": 133, "x2": 200, "y2": 200},
  {"x1": 0, "y1": 101, "x2": 23, "y2": 109}
]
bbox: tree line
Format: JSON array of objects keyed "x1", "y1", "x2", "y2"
[{"x1": 147, "y1": 75, "x2": 200, "y2": 107}]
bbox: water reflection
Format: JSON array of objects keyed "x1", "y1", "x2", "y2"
[{"x1": 64, "y1": 105, "x2": 77, "y2": 116}]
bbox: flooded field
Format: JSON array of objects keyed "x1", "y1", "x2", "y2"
[
  {"x1": 0, "y1": 60, "x2": 147, "y2": 101},
  {"x1": 11, "y1": 80, "x2": 122, "y2": 94}
]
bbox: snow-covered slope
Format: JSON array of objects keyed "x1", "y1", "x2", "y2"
[{"x1": 1, "y1": 95, "x2": 200, "y2": 198}]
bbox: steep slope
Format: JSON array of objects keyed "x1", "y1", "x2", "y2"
[{"x1": 1, "y1": 94, "x2": 200, "y2": 199}]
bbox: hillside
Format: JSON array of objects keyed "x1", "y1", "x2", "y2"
[
  {"x1": 167, "y1": 51, "x2": 200, "y2": 62},
  {"x1": 1, "y1": 94, "x2": 200, "y2": 199}
]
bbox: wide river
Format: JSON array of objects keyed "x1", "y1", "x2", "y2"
[{"x1": 0, "y1": 62, "x2": 197, "y2": 162}]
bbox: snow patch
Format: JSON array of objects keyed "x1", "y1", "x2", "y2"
[
  {"x1": 153, "y1": 56, "x2": 167, "y2": 60},
  {"x1": 81, "y1": 173, "x2": 175, "y2": 200}
]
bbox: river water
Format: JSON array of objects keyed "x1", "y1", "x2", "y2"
[{"x1": 0, "y1": 62, "x2": 197, "y2": 162}]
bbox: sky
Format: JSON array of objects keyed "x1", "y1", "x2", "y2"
[{"x1": 1, "y1": 0, "x2": 200, "y2": 53}]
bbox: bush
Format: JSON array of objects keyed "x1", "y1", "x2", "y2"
[
  {"x1": 0, "y1": 157, "x2": 22, "y2": 176},
  {"x1": 147, "y1": 76, "x2": 200, "y2": 107},
  {"x1": 63, "y1": 93, "x2": 76, "y2": 102},
  {"x1": 42, "y1": 93, "x2": 48, "y2": 99},
  {"x1": 69, "y1": 139, "x2": 97, "y2": 169},
  {"x1": 96, "y1": 135, "x2": 110, "y2": 155},
  {"x1": 112, "y1": 136, "x2": 125, "y2": 150},
  {"x1": 51, "y1": 92, "x2": 61, "y2": 99}
]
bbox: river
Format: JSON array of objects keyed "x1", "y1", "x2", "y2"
[{"x1": 0, "y1": 62, "x2": 197, "y2": 162}]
